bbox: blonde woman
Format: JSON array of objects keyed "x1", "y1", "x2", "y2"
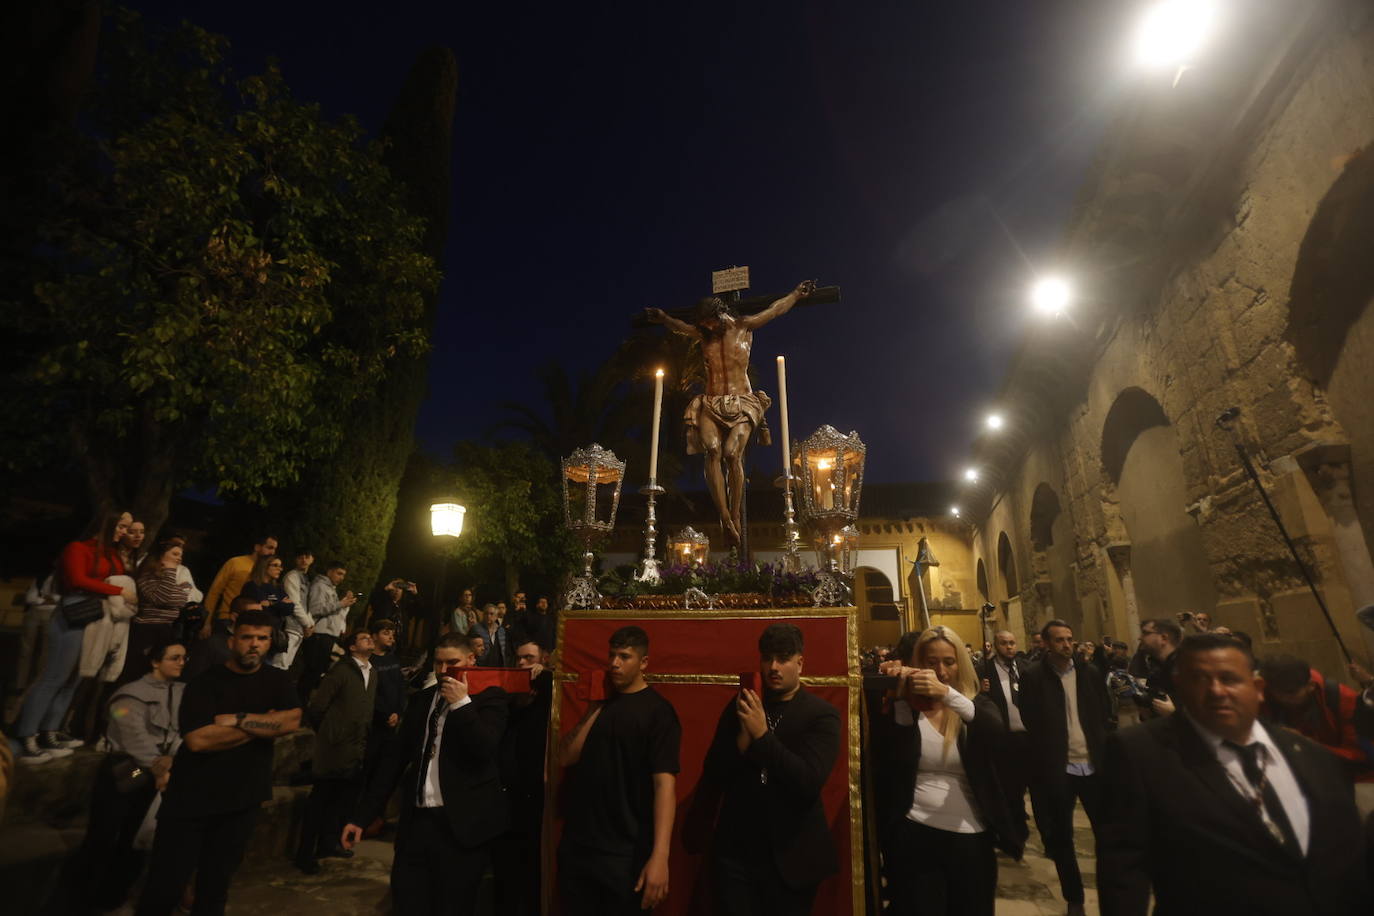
[{"x1": 875, "y1": 625, "x2": 1025, "y2": 916}]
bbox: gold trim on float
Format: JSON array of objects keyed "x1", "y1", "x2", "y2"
[{"x1": 559, "y1": 606, "x2": 854, "y2": 620}]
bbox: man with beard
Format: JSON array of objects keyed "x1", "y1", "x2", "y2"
[
  {"x1": 493, "y1": 638, "x2": 554, "y2": 916},
  {"x1": 558, "y1": 626, "x2": 680, "y2": 914},
  {"x1": 699, "y1": 623, "x2": 840, "y2": 914},
  {"x1": 136, "y1": 610, "x2": 302, "y2": 916}
]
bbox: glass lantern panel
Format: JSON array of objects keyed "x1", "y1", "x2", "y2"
[{"x1": 808, "y1": 448, "x2": 839, "y2": 511}]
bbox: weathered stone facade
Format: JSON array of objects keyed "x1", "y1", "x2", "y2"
[{"x1": 966, "y1": 0, "x2": 1374, "y2": 682}]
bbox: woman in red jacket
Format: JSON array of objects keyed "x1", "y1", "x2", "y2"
[{"x1": 15, "y1": 511, "x2": 133, "y2": 765}]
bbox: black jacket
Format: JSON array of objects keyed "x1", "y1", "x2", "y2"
[
  {"x1": 498, "y1": 668, "x2": 552, "y2": 825},
  {"x1": 872, "y1": 692, "x2": 1027, "y2": 859},
  {"x1": 693, "y1": 688, "x2": 841, "y2": 890},
  {"x1": 369, "y1": 648, "x2": 406, "y2": 725},
  {"x1": 1097, "y1": 713, "x2": 1370, "y2": 916},
  {"x1": 354, "y1": 683, "x2": 510, "y2": 849},
  {"x1": 1018, "y1": 657, "x2": 1113, "y2": 782},
  {"x1": 977, "y1": 655, "x2": 1026, "y2": 729}
]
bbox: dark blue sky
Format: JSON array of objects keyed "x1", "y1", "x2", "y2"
[{"x1": 135, "y1": 0, "x2": 1132, "y2": 484}]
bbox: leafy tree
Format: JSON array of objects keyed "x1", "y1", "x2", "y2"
[
  {"x1": 279, "y1": 46, "x2": 457, "y2": 595},
  {"x1": 437, "y1": 441, "x2": 577, "y2": 598},
  {"x1": 0, "y1": 9, "x2": 438, "y2": 540}
]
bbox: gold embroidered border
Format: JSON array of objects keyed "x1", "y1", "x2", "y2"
[{"x1": 559, "y1": 605, "x2": 855, "y2": 620}]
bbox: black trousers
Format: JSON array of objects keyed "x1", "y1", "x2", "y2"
[
  {"x1": 297, "y1": 633, "x2": 338, "y2": 702},
  {"x1": 135, "y1": 807, "x2": 259, "y2": 916},
  {"x1": 1028, "y1": 772, "x2": 1103, "y2": 905},
  {"x1": 70, "y1": 756, "x2": 158, "y2": 910},
  {"x1": 885, "y1": 818, "x2": 996, "y2": 916},
  {"x1": 296, "y1": 775, "x2": 359, "y2": 860},
  {"x1": 392, "y1": 807, "x2": 490, "y2": 916},
  {"x1": 492, "y1": 800, "x2": 542, "y2": 916},
  {"x1": 996, "y1": 731, "x2": 1033, "y2": 830},
  {"x1": 558, "y1": 846, "x2": 644, "y2": 916},
  {"x1": 714, "y1": 851, "x2": 820, "y2": 916}
]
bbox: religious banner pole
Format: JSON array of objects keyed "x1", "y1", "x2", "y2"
[
  {"x1": 636, "y1": 369, "x2": 666, "y2": 585},
  {"x1": 776, "y1": 355, "x2": 803, "y2": 572}
]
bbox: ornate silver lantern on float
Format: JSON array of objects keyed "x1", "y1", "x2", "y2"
[
  {"x1": 561, "y1": 444, "x2": 626, "y2": 610},
  {"x1": 668, "y1": 525, "x2": 711, "y2": 568},
  {"x1": 797, "y1": 425, "x2": 866, "y2": 606}
]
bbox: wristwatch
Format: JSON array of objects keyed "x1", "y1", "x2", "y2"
[{"x1": 235, "y1": 712, "x2": 248, "y2": 729}]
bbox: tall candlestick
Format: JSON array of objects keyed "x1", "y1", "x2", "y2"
[
  {"x1": 776, "y1": 356, "x2": 791, "y2": 474},
  {"x1": 648, "y1": 368, "x2": 664, "y2": 481}
]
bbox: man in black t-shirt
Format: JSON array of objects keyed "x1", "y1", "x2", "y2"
[
  {"x1": 558, "y1": 625, "x2": 681, "y2": 915},
  {"x1": 699, "y1": 623, "x2": 840, "y2": 914},
  {"x1": 136, "y1": 610, "x2": 302, "y2": 916}
]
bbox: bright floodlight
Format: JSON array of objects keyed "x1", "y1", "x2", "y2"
[
  {"x1": 1134, "y1": 0, "x2": 1217, "y2": 69},
  {"x1": 950, "y1": 505, "x2": 961, "y2": 518},
  {"x1": 985, "y1": 413, "x2": 1005, "y2": 431},
  {"x1": 963, "y1": 467, "x2": 979, "y2": 483},
  {"x1": 1030, "y1": 276, "x2": 1071, "y2": 316}
]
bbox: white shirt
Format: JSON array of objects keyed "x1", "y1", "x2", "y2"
[
  {"x1": 993, "y1": 658, "x2": 1026, "y2": 732},
  {"x1": 906, "y1": 714, "x2": 986, "y2": 833},
  {"x1": 1188, "y1": 714, "x2": 1310, "y2": 855},
  {"x1": 352, "y1": 655, "x2": 372, "y2": 690},
  {"x1": 1056, "y1": 661, "x2": 1094, "y2": 775},
  {"x1": 419, "y1": 691, "x2": 472, "y2": 808}
]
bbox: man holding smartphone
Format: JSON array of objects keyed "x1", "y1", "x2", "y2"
[
  {"x1": 558, "y1": 626, "x2": 680, "y2": 914},
  {"x1": 341, "y1": 633, "x2": 508, "y2": 915},
  {"x1": 699, "y1": 623, "x2": 840, "y2": 914}
]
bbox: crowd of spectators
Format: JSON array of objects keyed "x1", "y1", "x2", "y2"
[{"x1": 2, "y1": 512, "x2": 558, "y2": 914}]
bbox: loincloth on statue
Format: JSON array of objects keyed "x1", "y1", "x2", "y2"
[{"x1": 684, "y1": 391, "x2": 772, "y2": 454}]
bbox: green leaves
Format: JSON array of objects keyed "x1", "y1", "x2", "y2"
[{"x1": 2, "y1": 7, "x2": 439, "y2": 512}]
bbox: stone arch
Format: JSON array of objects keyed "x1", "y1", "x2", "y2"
[
  {"x1": 976, "y1": 557, "x2": 989, "y2": 601},
  {"x1": 1029, "y1": 483, "x2": 1080, "y2": 634},
  {"x1": 1287, "y1": 144, "x2": 1374, "y2": 556},
  {"x1": 997, "y1": 531, "x2": 1019, "y2": 599},
  {"x1": 1101, "y1": 387, "x2": 1170, "y2": 486},
  {"x1": 1100, "y1": 388, "x2": 1216, "y2": 619}
]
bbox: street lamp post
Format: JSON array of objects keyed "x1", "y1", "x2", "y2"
[{"x1": 428, "y1": 498, "x2": 466, "y2": 651}]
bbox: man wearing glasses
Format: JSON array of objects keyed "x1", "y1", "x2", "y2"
[{"x1": 341, "y1": 633, "x2": 509, "y2": 915}]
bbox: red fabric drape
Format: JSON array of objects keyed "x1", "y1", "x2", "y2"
[{"x1": 550, "y1": 613, "x2": 858, "y2": 916}]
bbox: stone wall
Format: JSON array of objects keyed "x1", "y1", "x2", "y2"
[{"x1": 969, "y1": 1, "x2": 1374, "y2": 677}]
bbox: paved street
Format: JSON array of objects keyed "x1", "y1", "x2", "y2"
[{"x1": 224, "y1": 808, "x2": 1098, "y2": 915}]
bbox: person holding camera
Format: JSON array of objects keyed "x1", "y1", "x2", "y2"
[
  {"x1": 695, "y1": 623, "x2": 841, "y2": 915},
  {"x1": 1138, "y1": 618, "x2": 1182, "y2": 717},
  {"x1": 341, "y1": 633, "x2": 509, "y2": 916},
  {"x1": 874, "y1": 625, "x2": 1025, "y2": 916},
  {"x1": 299, "y1": 561, "x2": 357, "y2": 701},
  {"x1": 367, "y1": 577, "x2": 421, "y2": 647}
]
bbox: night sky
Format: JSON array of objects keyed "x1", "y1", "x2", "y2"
[{"x1": 133, "y1": 0, "x2": 1137, "y2": 485}]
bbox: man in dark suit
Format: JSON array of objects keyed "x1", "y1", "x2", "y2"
[
  {"x1": 341, "y1": 633, "x2": 508, "y2": 916},
  {"x1": 1097, "y1": 633, "x2": 1370, "y2": 915},
  {"x1": 978, "y1": 629, "x2": 1032, "y2": 831},
  {"x1": 1018, "y1": 618, "x2": 1113, "y2": 916},
  {"x1": 698, "y1": 623, "x2": 841, "y2": 915}
]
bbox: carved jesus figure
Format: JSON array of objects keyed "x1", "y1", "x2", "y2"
[{"x1": 645, "y1": 279, "x2": 815, "y2": 547}]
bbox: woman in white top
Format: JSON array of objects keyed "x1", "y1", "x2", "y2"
[{"x1": 876, "y1": 625, "x2": 1026, "y2": 916}]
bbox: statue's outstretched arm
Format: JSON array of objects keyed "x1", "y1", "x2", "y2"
[
  {"x1": 741, "y1": 280, "x2": 816, "y2": 330},
  {"x1": 644, "y1": 307, "x2": 699, "y2": 338}
]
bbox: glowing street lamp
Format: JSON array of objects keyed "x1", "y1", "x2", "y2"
[
  {"x1": 963, "y1": 467, "x2": 980, "y2": 483},
  {"x1": 430, "y1": 499, "x2": 466, "y2": 538},
  {"x1": 950, "y1": 505, "x2": 962, "y2": 518},
  {"x1": 985, "y1": 413, "x2": 1005, "y2": 432},
  {"x1": 1030, "y1": 276, "x2": 1072, "y2": 316},
  {"x1": 1133, "y1": 0, "x2": 1218, "y2": 70}
]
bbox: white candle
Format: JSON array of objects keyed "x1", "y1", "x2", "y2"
[
  {"x1": 648, "y1": 368, "x2": 664, "y2": 482},
  {"x1": 776, "y1": 356, "x2": 791, "y2": 477}
]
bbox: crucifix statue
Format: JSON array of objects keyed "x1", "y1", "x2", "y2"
[{"x1": 644, "y1": 278, "x2": 817, "y2": 548}]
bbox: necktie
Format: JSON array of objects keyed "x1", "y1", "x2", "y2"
[
  {"x1": 1224, "y1": 740, "x2": 1300, "y2": 857},
  {"x1": 417, "y1": 694, "x2": 447, "y2": 807}
]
